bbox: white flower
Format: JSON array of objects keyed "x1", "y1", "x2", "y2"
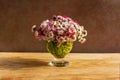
[
  {"x1": 82, "y1": 30, "x2": 87, "y2": 37},
  {"x1": 72, "y1": 35, "x2": 77, "y2": 41},
  {"x1": 77, "y1": 26, "x2": 84, "y2": 35},
  {"x1": 80, "y1": 26, "x2": 84, "y2": 31},
  {"x1": 57, "y1": 15, "x2": 62, "y2": 19},
  {"x1": 32, "y1": 25, "x2": 36, "y2": 32},
  {"x1": 41, "y1": 20, "x2": 49, "y2": 28},
  {"x1": 61, "y1": 22, "x2": 69, "y2": 30}
]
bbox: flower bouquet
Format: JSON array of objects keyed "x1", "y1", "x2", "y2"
[{"x1": 32, "y1": 15, "x2": 87, "y2": 67}]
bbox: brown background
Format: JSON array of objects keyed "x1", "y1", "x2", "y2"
[{"x1": 0, "y1": 0, "x2": 120, "y2": 52}]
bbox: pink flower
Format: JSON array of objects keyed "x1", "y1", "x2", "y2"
[
  {"x1": 56, "y1": 36, "x2": 65, "y2": 44},
  {"x1": 80, "y1": 38, "x2": 86, "y2": 44},
  {"x1": 51, "y1": 25, "x2": 57, "y2": 31},
  {"x1": 68, "y1": 27, "x2": 76, "y2": 34},
  {"x1": 57, "y1": 29, "x2": 64, "y2": 35},
  {"x1": 69, "y1": 20, "x2": 74, "y2": 24},
  {"x1": 48, "y1": 20, "x2": 54, "y2": 26},
  {"x1": 52, "y1": 15, "x2": 57, "y2": 21},
  {"x1": 42, "y1": 26, "x2": 51, "y2": 36},
  {"x1": 63, "y1": 16, "x2": 68, "y2": 18},
  {"x1": 35, "y1": 31, "x2": 45, "y2": 40}
]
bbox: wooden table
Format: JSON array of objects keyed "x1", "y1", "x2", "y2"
[{"x1": 0, "y1": 52, "x2": 120, "y2": 80}]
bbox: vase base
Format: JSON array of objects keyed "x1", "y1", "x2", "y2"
[{"x1": 49, "y1": 61, "x2": 69, "y2": 67}]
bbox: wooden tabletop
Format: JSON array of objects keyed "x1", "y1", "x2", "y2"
[{"x1": 0, "y1": 52, "x2": 120, "y2": 80}]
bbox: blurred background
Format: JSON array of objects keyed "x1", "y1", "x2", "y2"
[{"x1": 0, "y1": 0, "x2": 120, "y2": 52}]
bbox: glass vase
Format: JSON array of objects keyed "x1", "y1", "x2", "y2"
[{"x1": 47, "y1": 41, "x2": 73, "y2": 67}]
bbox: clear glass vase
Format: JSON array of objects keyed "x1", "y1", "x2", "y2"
[
  {"x1": 49, "y1": 57, "x2": 69, "y2": 67},
  {"x1": 47, "y1": 41, "x2": 73, "y2": 67}
]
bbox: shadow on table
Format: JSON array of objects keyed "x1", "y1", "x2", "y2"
[{"x1": 0, "y1": 57, "x2": 48, "y2": 70}]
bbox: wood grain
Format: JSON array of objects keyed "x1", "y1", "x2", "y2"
[{"x1": 0, "y1": 52, "x2": 120, "y2": 80}]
